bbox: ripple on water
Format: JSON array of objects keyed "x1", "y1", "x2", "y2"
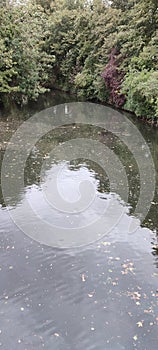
[{"x1": 0, "y1": 101, "x2": 158, "y2": 349}]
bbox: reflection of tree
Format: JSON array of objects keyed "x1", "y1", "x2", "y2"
[
  {"x1": 152, "y1": 247, "x2": 158, "y2": 269},
  {"x1": 99, "y1": 129, "x2": 140, "y2": 212},
  {"x1": 0, "y1": 151, "x2": 5, "y2": 207},
  {"x1": 0, "y1": 92, "x2": 78, "y2": 207},
  {"x1": 0, "y1": 149, "x2": 27, "y2": 207},
  {"x1": 0, "y1": 121, "x2": 155, "y2": 223},
  {"x1": 135, "y1": 119, "x2": 158, "y2": 233},
  {"x1": 25, "y1": 123, "x2": 140, "y2": 203}
]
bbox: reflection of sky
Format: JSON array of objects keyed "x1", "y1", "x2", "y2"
[
  {"x1": 46, "y1": 163, "x2": 98, "y2": 203},
  {"x1": 26, "y1": 162, "x2": 111, "y2": 228},
  {"x1": 0, "y1": 203, "x2": 157, "y2": 350},
  {"x1": 1, "y1": 160, "x2": 152, "y2": 250}
]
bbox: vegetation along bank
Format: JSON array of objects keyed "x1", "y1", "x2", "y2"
[{"x1": 0, "y1": 0, "x2": 158, "y2": 121}]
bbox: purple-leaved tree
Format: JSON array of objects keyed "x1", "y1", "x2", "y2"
[{"x1": 101, "y1": 48, "x2": 126, "y2": 108}]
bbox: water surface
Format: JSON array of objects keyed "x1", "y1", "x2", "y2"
[{"x1": 0, "y1": 91, "x2": 158, "y2": 350}]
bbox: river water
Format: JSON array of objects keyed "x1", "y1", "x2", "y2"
[{"x1": 0, "y1": 91, "x2": 158, "y2": 350}]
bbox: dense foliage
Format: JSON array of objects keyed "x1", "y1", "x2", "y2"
[{"x1": 0, "y1": 0, "x2": 158, "y2": 120}]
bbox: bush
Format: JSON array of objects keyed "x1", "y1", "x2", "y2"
[{"x1": 122, "y1": 69, "x2": 158, "y2": 119}]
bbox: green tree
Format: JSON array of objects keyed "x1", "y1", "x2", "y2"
[{"x1": 0, "y1": 1, "x2": 53, "y2": 104}]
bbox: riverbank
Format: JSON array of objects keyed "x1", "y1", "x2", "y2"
[{"x1": 54, "y1": 85, "x2": 158, "y2": 127}]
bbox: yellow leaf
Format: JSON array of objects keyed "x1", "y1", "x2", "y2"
[
  {"x1": 137, "y1": 321, "x2": 143, "y2": 327},
  {"x1": 133, "y1": 335, "x2": 138, "y2": 341}
]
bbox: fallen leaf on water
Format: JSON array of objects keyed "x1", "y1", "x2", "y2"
[
  {"x1": 133, "y1": 335, "x2": 138, "y2": 341},
  {"x1": 81, "y1": 274, "x2": 86, "y2": 282},
  {"x1": 102, "y1": 242, "x2": 111, "y2": 246},
  {"x1": 88, "y1": 293, "x2": 93, "y2": 298},
  {"x1": 88, "y1": 290, "x2": 95, "y2": 298}
]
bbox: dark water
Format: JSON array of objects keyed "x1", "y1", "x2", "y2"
[{"x1": 0, "y1": 91, "x2": 158, "y2": 350}]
